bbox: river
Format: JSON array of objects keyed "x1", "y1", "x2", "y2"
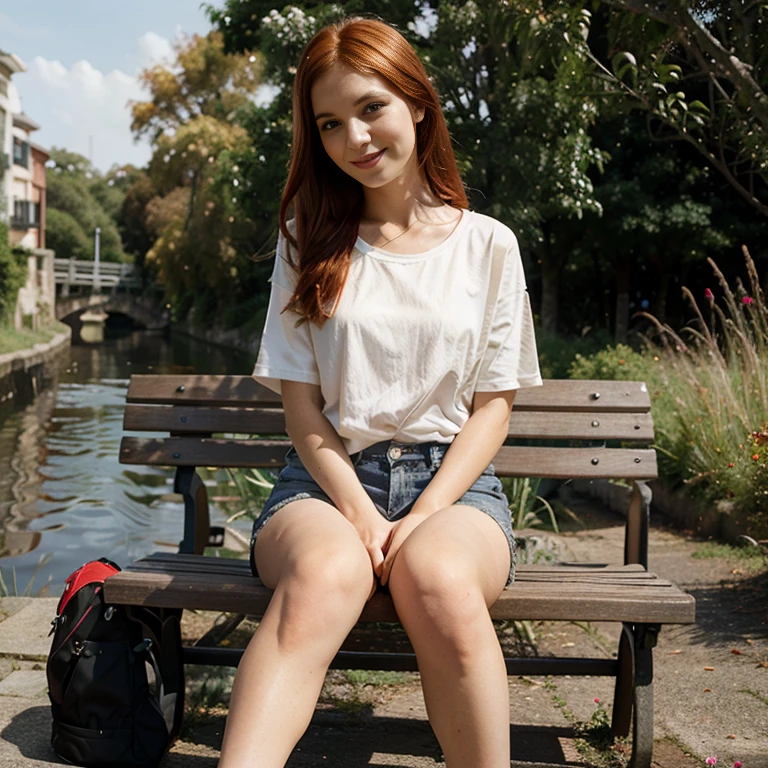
[{"x1": 0, "y1": 329, "x2": 259, "y2": 598}]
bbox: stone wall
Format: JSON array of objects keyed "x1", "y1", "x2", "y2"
[{"x1": 13, "y1": 247, "x2": 55, "y2": 331}]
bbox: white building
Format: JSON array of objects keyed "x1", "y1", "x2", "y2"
[{"x1": 0, "y1": 48, "x2": 48, "y2": 249}]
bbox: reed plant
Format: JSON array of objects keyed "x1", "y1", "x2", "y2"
[
  {"x1": 639, "y1": 247, "x2": 768, "y2": 532},
  {"x1": 573, "y1": 247, "x2": 768, "y2": 535}
]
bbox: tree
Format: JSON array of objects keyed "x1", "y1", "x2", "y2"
[
  {"x1": 129, "y1": 31, "x2": 269, "y2": 324},
  {"x1": 208, "y1": 1, "x2": 608, "y2": 331},
  {"x1": 578, "y1": 0, "x2": 768, "y2": 218},
  {"x1": 45, "y1": 148, "x2": 128, "y2": 262}
]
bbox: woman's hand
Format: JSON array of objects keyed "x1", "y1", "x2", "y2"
[
  {"x1": 350, "y1": 510, "x2": 395, "y2": 579},
  {"x1": 379, "y1": 510, "x2": 431, "y2": 586}
]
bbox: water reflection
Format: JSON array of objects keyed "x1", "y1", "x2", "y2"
[{"x1": 0, "y1": 330, "x2": 257, "y2": 596}]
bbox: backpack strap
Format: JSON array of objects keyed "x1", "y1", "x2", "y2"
[{"x1": 126, "y1": 606, "x2": 185, "y2": 742}]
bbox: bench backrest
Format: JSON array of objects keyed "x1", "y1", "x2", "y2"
[{"x1": 121, "y1": 375, "x2": 657, "y2": 481}]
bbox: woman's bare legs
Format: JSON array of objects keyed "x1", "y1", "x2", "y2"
[
  {"x1": 218, "y1": 499, "x2": 375, "y2": 768},
  {"x1": 388, "y1": 505, "x2": 511, "y2": 768}
]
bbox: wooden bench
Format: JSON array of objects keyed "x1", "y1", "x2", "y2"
[{"x1": 105, "y1": 374, "x2": 695, "y2": 768}]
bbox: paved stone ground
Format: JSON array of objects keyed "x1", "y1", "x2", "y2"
[{"x1": 1, "y1": 493, "x2": 766, "y2": 767}]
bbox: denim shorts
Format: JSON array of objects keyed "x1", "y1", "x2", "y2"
[{"x1": 250, "y1": 439, "x2": 516, "y2": 585}]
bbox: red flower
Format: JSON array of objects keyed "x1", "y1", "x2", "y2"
[
  {"x1": 752, "y1": 454, "x2": 760, "y2": 461},
  {"x1": 742, "y1": 296, "x2": 754, "y2": 305},
  {"x1": 727, "y1": 462, "x2": 735, "y2": 468},
  {"x1": 593, "y1": 697, "x2": 600, "y2": 704},
  {"x1": 704, "y1": 288, "x2": 714, "y2": 300}
]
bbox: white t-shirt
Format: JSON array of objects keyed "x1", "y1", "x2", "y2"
[{"x1": 252, "y1": 209, "x2": 542, "y2": 454}]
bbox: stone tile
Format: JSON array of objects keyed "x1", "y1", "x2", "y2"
[
  {"x1": 0, "y1": 597, "x2": 38, "y2": 620},
  {"x1": 0, "y1": 599, "x2": 58, "y2": 661},
  {"x1": 0, "y1": 671, "x2": 48, "y2": 699}
]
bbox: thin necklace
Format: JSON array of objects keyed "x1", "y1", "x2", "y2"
[{"x1": 375, "y1": 217, "x2": 420, "y2": 249}]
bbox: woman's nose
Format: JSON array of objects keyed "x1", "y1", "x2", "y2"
[{"x1": 346, "y1": 118, "x2": 370, "y2": 148}]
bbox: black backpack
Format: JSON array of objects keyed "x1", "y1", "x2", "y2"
[{"x1": 47, "y1": 558, "x2": 185, "y2": 768}]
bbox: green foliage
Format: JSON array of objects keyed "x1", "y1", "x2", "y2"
[
  {"x1": 575, "y1": 0, "x2": 768, "y2": 217},
  {"x1": 0, "y1": 322, "x2": 69, "y2": 356},
  {"x1": 692, "y1": 541, "x2": 767, "y2": 573},
  {"x1": 45, "y1": 148, "x2": 129, "y2": 262},
  {"x1": 503, "y1": 477, "x2": 559, "y2": 533},
  {"x1": 44, "y1": 208, "x2": 92, "y2": 261},
  {"x1": 536, "y1": 327, "x2": 615, "y2": 379},
  {"x1": 129, "y1": 31, "x2": 273, "y2": 326},
  {"x1": 569, "y1": 248, "x2": 768, "y2": 535},
  {"x1": 568, "y1": 342, "x2": 658, "y2": 384},
  {"x1": 0, "y1": 223, "x2": 27, "y2": 322}
]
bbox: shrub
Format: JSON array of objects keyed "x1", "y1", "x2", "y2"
[
  {"x1": 639, "y1": 248, "x2": 768, "y2": 534},
  {"x1": 0, "y1": 223, "x2": 28, "y2": 322},
  {"x1": 536, "y1": 327, "x2": 614, "y2": 379},
  {"x1": 569, "y1": 248, "x2": 768, "y2": 536}
]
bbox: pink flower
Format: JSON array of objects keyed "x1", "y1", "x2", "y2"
[
  {"x1": 733, "y1": 762, "x2": 742, "y2": 768},
  {"x1": 593, "y1": 697, "x2": 600, "y2": 704},
  {"x1": 743, "y1": 296, "x2": 754, "y2": 305},
  {"x1": 705, "y1": 288, "x2": 715, "y2": 300},
  {"x1": 706, "y1": 759, "x2": 717, "y2": 766}
]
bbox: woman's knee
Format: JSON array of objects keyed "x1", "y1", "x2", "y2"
[{"x1": 389, "y1": 535, "x2": 487, "y2": 628}]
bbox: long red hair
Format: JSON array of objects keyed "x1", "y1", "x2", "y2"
[{"x1": 279, "y1": 18, "x2": 468, "y2": 327}]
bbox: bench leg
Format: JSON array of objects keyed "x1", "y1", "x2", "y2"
[
  {"x1": 613, "y1": 623, "x2": 658, "y2": 768},
  {"x1": 611, "y1": 624, "x2": 659, "y2": 768},
  {"x1": 612, "y1": 623, "x2": 634, "y2": 739},
  {"x1": 629, "y1": 625, "x2": 657, "y2": 768}
]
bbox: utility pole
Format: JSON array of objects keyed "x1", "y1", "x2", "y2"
[{"x1": 93, "y1": 226, "x2": 101, "y2": 293}]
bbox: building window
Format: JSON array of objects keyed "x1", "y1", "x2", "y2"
[
  {"x1": 11, "y1": 199, "x2": 39, "y2": 229},
  {"x1": 13, "y1": 137, "x2": 29, "y2": 168}
]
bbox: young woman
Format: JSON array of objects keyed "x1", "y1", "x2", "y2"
[{"x1": 218, "y1": 17, "x2": 542, "y2": 768}]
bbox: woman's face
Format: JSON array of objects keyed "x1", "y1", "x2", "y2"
[{"x1": 310, "y1": 64, "x2": 424, "y2": 190}]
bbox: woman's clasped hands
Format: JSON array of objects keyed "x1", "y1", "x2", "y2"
[{"x1": 349, "y1": 501, "x2": 436, "y2": 589}]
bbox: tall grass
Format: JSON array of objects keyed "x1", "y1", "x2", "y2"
[
  {"x1": 638, "y1": 248, "x2": 768, "y2": 528},
  {"x1": 572, "y1": 247, "x2": 768, "y2": 534}
]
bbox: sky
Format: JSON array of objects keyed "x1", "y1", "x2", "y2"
[{"x1": 0, "y1": 1, "x2": 223, "y2": 173}]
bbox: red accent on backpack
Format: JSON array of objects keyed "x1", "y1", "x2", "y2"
[{"x1": 56, "y1": 559, "x2": 120, "y2": 617}]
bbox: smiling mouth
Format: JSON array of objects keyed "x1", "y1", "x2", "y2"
[{"x1": 351, "y1": 149, "x2": 385, "y2": 168}]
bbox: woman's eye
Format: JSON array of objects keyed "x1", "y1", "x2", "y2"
[
  {"x1": 364, "y1": 102, "x2": 384, "y2": 115},
  {"x1": 321, "y1": 120, "x2": 340, "y2": 131}
]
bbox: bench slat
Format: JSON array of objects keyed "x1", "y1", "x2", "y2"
[
  {"x1": 124, "y1": 405, "x2": 655, "y2": 443},
  {"x1": 103, "y1": 556, "x2": 695, "y2": 625},
  {"x1": 126, "y1": 376, "x2": 651, "y2": 413},
  {"x1": 119, "y1": 437, "x2": 658, "y2": 480},
  {"x1": 136, "y1": 552, "x2": 649, "y2": 573},
  {"x1": 126, "y1": 556, "x2": 671, "y2": 586}
]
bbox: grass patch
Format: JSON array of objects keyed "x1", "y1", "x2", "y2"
[
  {"x1": 543, "y1": 678, "x2": 629, "y2": 767},
  {"x1": 692, "y1": 541, "x2": 768, "y2": 572},
  {"x1": 179, "y1": 665, "x2": 235, "y2": 740},
  {"x1": 319, "y1": 668, "x2": 416, "y2": 719},
  {"x1": 343, "y1": 669, "x2": 412, "y2": 686},
  {"x1": 0, "y1": 322, "x2": 70, "y2": 355}
]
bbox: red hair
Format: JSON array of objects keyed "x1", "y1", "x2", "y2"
[{"x1": 279, "y1": 18, "x2": 468, "y2": 327}]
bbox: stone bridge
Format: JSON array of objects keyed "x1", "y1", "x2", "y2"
[
  {"x1": 55, "y1": 293, "x2": 170, "y2": 330},
  {"x1": 53, "y1": 258, "x2": 169, "y2": 330}
]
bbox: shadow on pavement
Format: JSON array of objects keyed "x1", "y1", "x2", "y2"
[
  {"x1": 163, "y1": 709, "x2": 583, "y2": 767},
  {"x1": 1, "y1": 704, "x2": 58, "y2": 764}
]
